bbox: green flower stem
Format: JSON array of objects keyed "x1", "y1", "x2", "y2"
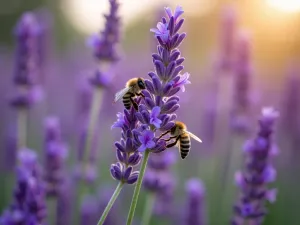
[
  {"x1": 82, "y1": 87, "x2": 103, "y2": 170},
  {"x1": 126, "y1": 149, "x2": 151, "y2": 225},
  {"x1": 141, "y1": 192, "x2": 155, "y2": 225},
  {"x1": 75, "y1": 87, "x2": 103, "y2": 223},
  {"x1": 17, "y1": 108, "x2": 28, "y2": 150},
  {"x1": 97, "y1": 182, "x2": 124, "y2": 225}
]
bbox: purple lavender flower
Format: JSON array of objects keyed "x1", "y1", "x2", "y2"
[
  {"x1": 0, "y1": 149, "x2": 47, "y2": 224},
  {"x1": 150, "y1": 106, "x2": 162, "y2": 128},
  {"x1": 88, "y1": 0, "x2": 121, "y2": 88},
  {"x1": 138, "y1": 130, "x2": 156, "y2": 152},
  {"x1": 10, "y1": 12, "x2": 44, "y2": 109},
  {"x1": 81, "y1": 195, "x2": 99, "y2": 225},
  {"x1": 56, "y1": 179, "x2": 73, "y2": 225},
  {"x1": 232, "y1": 107, "x2": 279, "y2": 225},
  {"x1": 281, "y1": 65, "x2": 300, "y2": 144},
  {"x1": 172, "y1": 72, "x2": 191, "y2": 92},
  {"x1": 88, "y1": 0, "x2": 120, "y2": 62},
  {"x1": 150, "y1": 22, "x2": 170, "y2": 43},
  {"x1": 43, "y1": 116, "x2": 69, "y2": 197},
  {"x1": 111, "y1": 2, "x2": 188, "y2": 189},
  {"x1": 219, "y1": 5, "x2": 237, "y2": 71},
  {"x1": 110, "y1": 108, "x2": 143, "y2": 184},
  {"x1": 143, "y1": 151, "x2": 177, "y2": 218},
  {"x1": 184, "y1": 178, "x2": 206, "y2": 225},
  {"x1": 13, "y1": 12, "x2": 41, "y2": 86},
  {"x1": 230, "y1": 31, "x2": 252, "y2": 133}
]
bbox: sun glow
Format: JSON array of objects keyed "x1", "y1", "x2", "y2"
[
  {"x1": 266, "y1": 0, "x2": 300, "y2": 13},
  {"x1": 61, "y1": 0, "x2": 216, "y2": 34}
]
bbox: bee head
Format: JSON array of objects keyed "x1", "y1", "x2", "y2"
[{"x1": 137, "y1": 78, "x2": 146, "y2": 90}]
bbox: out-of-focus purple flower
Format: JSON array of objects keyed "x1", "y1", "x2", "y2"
[
  {"x1": 87, "y1": 0, "x2": 120, "y2": 88},
  {"x1": 44, "y1": 141, "x2": 68, "y2": 196},
  {"x1": 44, "y1": 116, "x2": 61, "y2": 142},
  {"x1": 143, "y1": 151, "x2": 177, "y2": 217},
  {"x1": 0, "y1": 149, "x2": 47, "y2": 224},
  {"x1": 219, "y1": 5, "x2": 237, "y2": 71},
  {"x1": 184, "y1": 178, "x2": 206, "y2": 225},
  {"x1": 231, "y1": 30, "x2": 252, "y2": 134},
  {"x1": 88, "y1": 0, "x2": 120, "y2": 62},
  {"x1": 232, "y1": 107, "x2": 279, "y2": 225},
  {"x1": 43, "y1": 116, "x2": 69, "y2": 197},
  {"x1": 150, "y1": 22, "x2": 170, "y2": 43},
  {"x1": 56, "y1": 179, "x2": 73, "y2": 225},
  {"x1": 150, "y1": 106, "x2": 162, "y2": 128},
  {"x1": 281, "y1": 66, "x2": 300, "y2": 145},
  {"x1": 10, "y1": 85, "x2": 45, "y2": 109},
  {"x1": 13, "y1": 12, "x2": 41, "y2": 86},
  {"x1": 173, "y1": 72, "x2": 191, "y2": 92},
  {"x1": 138, "y1": 130, "x2": 156, "y2": 152},
  {"x1": 80, "y1": 195, "x2": 99, "y2": 225},
  {"x1": 10, "y1": 12, "x2": 44, "y2": 110}
]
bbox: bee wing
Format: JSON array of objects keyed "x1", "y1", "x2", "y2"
[
  {"x1": 114, "y1": 87, "x2": 132, "y2": 103},
  {"x1": 186, "y1": 131, "x2": 202, "y2": 143}
]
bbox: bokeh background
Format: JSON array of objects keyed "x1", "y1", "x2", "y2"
[{"x1": 1, "y1": 0, "x2": 300, "y2": 224}]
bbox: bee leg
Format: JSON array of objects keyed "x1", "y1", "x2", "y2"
[
  {"x1": 163, "y1": 136, "x2": 178, "y2": 142},
  {"x1": 158, "y1": 130, "x2": 171, "y2": 139},
  {"x1": 166, "y1": 136, "x2": 180, "y2": 148},
  {"x1": 129, "y1": 96, "x2": 139, "y2": 110},
  {"x1": 136, "y1": 92, "x2": 145, "y2": 98}
]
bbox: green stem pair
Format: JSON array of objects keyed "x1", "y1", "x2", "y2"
[{"x1": 97, "y1": 149, "x2": 151, "y2": 225}]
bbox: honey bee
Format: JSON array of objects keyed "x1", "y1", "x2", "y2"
[
  {"x1": 158, "y1": 121, "x2": 202, "y2": 159},
  {"x1": 114, "y1": 78, "x2": 146, "y2": 110}
]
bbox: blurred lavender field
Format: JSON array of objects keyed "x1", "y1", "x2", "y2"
[{"x1": 0, "y1": 0, "x2": 300, "y2": 225}]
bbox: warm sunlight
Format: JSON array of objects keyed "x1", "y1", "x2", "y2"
[
  {"x1": 61, "y1": 0, "x2": 216, "y2": 34},
  {"x1": 266, "y1": 0, "x2": 300, "y2": 13}
]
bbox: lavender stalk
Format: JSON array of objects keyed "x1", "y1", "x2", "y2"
[
  {"x1": 97, "y1": 182, "x2": 124, "y2": 225},
  {"x1": 11, "y1": 12, "x2": 43, "y2": 150},
  {"x1": 231, "y1": 107, "x2": 279, "y2": 225},
  {"x1": 81, "y1": 0, "x2": 121, "y2": 174},
  {"x1": 126, "y1": 5, "x2": 189, "y2": 225}
]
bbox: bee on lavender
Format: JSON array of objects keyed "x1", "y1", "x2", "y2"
[
  {"x1": 159, "y1": 121, "x2": 202, "y2": 159},
  {"x1": 114, "y1": 78, "x2": 146, "y2": 110}
]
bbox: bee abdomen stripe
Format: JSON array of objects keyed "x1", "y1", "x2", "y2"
[
  {"x1": 180, "y1": 143, "x2": 190, "y2": 148},
  {"x1": 181, "y1": 140, "x2": 190, "y2": 144},
  {"x1": 181, "y1": 150, "x2": 189, "y2": 154}
]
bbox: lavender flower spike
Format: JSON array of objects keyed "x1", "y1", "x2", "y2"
[
  {"x1": 184, "y1": 178, "x2": 206, "y2": 225},
  {"x1": 0, "y1": 149, "x2": 47, "y2": 224},
  {"x1": 88, "y1": 0, "x2": 120, "y2": 63},
  {"x1": 88, "y1": 0, "x2": 121, "y2": 88},
  {"x1": 126, "y1": 5, "x2": 189, "y2": 225},
  {"x1": 232, "y1": 107, "x2": 279, "y2": 225},
  {"x1": 43, "y1": 116, "x2": 69, "y2": 197}
]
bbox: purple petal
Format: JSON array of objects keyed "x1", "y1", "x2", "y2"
[
  {"x1": 146, "y1": 140, "x2": 156, "y2": 149},
  {"x1": 138, "y1": 144, "x2": 146, "y2": 152},
  {"x1": 151, "y1": 106, "x2": 161, "y2": 118},
  {"x1": 174, "y1": 6, "x2": 184, "y2": 21},
  {"x1": 164, "y1": 7, "x2": 172, "y2": 18}
]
